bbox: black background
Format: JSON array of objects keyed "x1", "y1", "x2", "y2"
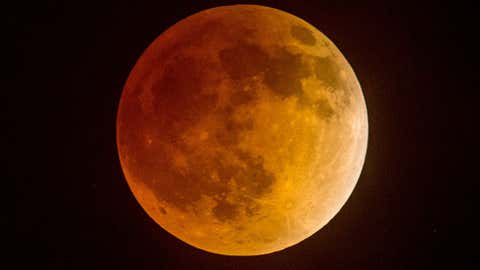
[{"x1": 12, "y1": 0, "x2": 477, "y2": 269}]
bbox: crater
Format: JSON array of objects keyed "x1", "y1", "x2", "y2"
[
  {"x1": 159, "y1": 207, "x2": 167, "y2": 215},
  {"x1": 291, "y1": 25, "x2": 316, "y2": 46}
]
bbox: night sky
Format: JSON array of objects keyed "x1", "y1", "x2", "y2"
[{"x1": 12, "y1": 0, "x2": 476, "y2": 269}]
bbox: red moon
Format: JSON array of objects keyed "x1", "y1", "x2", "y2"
[{"x1": 117, "y1": 5, "x2": 368, "y2": 255}]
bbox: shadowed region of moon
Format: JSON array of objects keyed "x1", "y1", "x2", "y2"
[{"x1": 117, "y1": 5, "x2": 368, "y2": 256}]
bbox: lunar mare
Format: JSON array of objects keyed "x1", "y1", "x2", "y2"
[{"x1": 117, "y1": 5, "x2": 368, "y2": 255}]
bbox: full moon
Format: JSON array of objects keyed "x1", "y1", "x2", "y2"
[{"x1": 117, "y1": 5, "x2": 368, "y2": 255}]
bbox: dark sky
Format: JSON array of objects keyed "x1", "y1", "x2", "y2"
[{"x1": 12, "y1": 0, "x2": 476, "y2": 269}]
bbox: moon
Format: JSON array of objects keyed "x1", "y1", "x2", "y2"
[{"x1": 117, "y1": 5, "x2": 368, "y2": 256}]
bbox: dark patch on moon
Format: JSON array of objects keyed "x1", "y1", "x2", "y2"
[
  {"x1": 209, "y1": 148, "x2": 277, "y2": 222},
  {"x1": 235, "y1": 151, "x2": 276, "y2": 197},
  {"x1": 151, "y1": 54, "x2": 220, "y2": 136},
  {"x1": 208, "y1": 149, "x2": 275, "y2": 221},
  {"x1": 264, "y1": 48, "x2": 310, "y2": 98},
  {"x1": 290, "y1": 25, "x2": 316, "y2": 46},
  {"x1": 219, "y1": 42, "x2": 269, "y2": 80},
  {"x1": 159, "y1": 207, "x2": 167, "y2": 215},
  {"x1": 314, "y1": 56, "x2": 340, "y2": 89},
  {"x1": 215, "y1": 106, "x2": 254, "y2": 146},
  {"x1": 219, "y1": 43, "x2": 311, "y2": 100},
  {"x1": 230, "y1": 87, "x2": 257, "y2": 106},
  {"x1": 314, "y1": 98, "x2": 335, "y2": 118},
  {"x1": 213, "y1": 199, "x2": 239, "y2": 222},
  {"x1": 263, "y1": 236, "x2": 276, "y2": 243},
  {"x1": 296, "y1": 91, "x2": 335, "y2": 120},
  {"x1": 245, "y1": 202, "x2": 261, "y2": 217}
]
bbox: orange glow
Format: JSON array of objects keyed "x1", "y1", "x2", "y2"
[{"x1": 117, "y1": 5, "x2": 368, "y2": 255}]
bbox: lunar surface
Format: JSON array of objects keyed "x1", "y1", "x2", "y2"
[{"x1": 117, "y1": 5, "x2": 368, "y2": 255}]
